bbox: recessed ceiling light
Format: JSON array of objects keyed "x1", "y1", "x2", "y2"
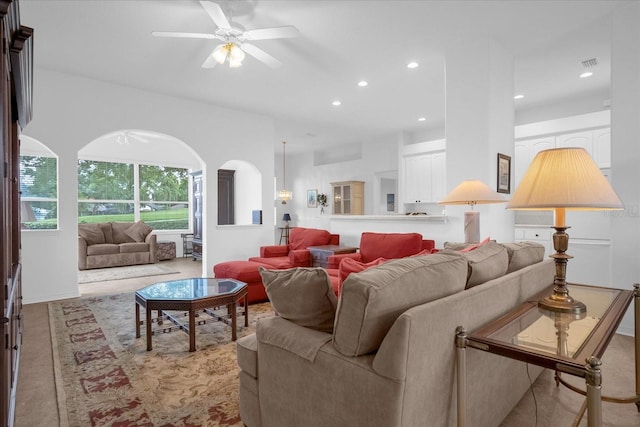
[
  {"x1": 332, "y1": 100, "x2": 342, "y2": 106},
  {"x1": 418, "y1": 117, "x2": 426, "y2": 122},
  {"x1": 357, "y1": 80, "x2": 368, "y2": 87},
  {"x1": 407, "y1": 62, "x2": 419, "y2": 69},
  {"x1": 514, "y1": 94, "x2": 524, "y2": 100},
  {"x1": 580, "y1": 71, "x2": 593, "y2": 78}
]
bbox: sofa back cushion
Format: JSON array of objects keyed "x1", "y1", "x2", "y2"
[
  {"x1": 288, "y1": 227, "x2": 331, "y2": 250},
  {"x1": 460, "y1": 241, "x2": 509, "y2": 288},
  {"x1": 259, "y1": 267, "x2": 338, "y2": 333},
  {"x1": 111, "y1": 222, "x2": 136, "y2": 244},
  {"x1": 359, "y1": 232, "x2": 424, "y2": 262},
  {"x1": 332, "y1": 252, "x2": 468, "y2": 356},
  {"x1": 502, "y1": 241, "x2": 545, "y2": 273},
  {"x1": 78, "y1": 224, "x2": 106, "y2": 245}
]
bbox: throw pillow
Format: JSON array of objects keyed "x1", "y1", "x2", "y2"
[
  {"x1": 338, "y1": 256, "x2": 387, "y2": 283},
  {"x1": 78, "y1": 224, "x2": 105, "y2": 245},
  {"x1": 125, "y1": 220, "x2": 153, "y2": 243},
  {"x1": 111, "y1": 222, "x2": 136, "y2": 244},
  {"x1": 259, "y1": 267, "x2": 338, "y2": 333},
  {"x1": 461, "y1": 241, "x2": 509, "y2": 288}
]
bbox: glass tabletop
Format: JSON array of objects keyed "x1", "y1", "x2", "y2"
[
  {"x1": 136, "y1": 278, "x2": 245, "y2": 301},
  {"x1": 470, "y1": 283, "x2": 633, "y2": 367}
]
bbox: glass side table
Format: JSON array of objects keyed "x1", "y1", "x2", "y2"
[{"x1": 456, "y1": 283, "x2": 639, "y2": 427}]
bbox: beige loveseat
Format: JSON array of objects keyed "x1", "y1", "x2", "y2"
[
  {"x1": 237, "y1": 241, "x2": 554, "y2": 427},
  {"x1": 78, "y1": 221, "x2": 157, "y2": 270}
]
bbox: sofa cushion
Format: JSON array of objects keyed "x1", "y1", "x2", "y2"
[
  {"x1": 125, "y1": 220, "x2": 153, "y2": 243},
  {"x1": 119, "y1": 242, "x2": 150, "y2": 253},
  {"x1": 259, "y1": 267, "x2": 338, "y2": 333},
  {"x1": 87, "y1": 243, "x2": 119, "y2": 256},
  {"x1": 333, "y1": 252, "x2": 468, "y2": 356},
  {"x1": 78, "y1": 224, "x2": 105, "y2": 245},
  {"x1": 111, "y1": 222, "x2": 136, "y2": 244},
  {"x1": 288, "y1": 227, "x2": 332, "y2": 250},
  {"x1": 358, "y1": 232, "x2": 423, "y2": 262},
  {"x1": 502, "y1": 241, "x2": 545, "y2": 273},
  {"x1": 248, "y1": 256, "x2": 293, "y2": 269},
  {"x1": 461, "y1": 241, "x2": 509, "y2": 289},
  {"x1": 100, "y1": 223, "x2": 114, "y2": 244}
]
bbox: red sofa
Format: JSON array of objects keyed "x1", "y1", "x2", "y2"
[
  {"x1": 326, "y1": 232, "x2": 435, "y2": 294},
  {"x1": 214, "y1": 227, "x2": 339, "y2": 304},
  {"x1": 248, "y1": 227, "x2": 339, "y2": 269}
]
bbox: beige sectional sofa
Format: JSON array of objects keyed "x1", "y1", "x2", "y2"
[
  {"x1": 78, "y1": 221, "x2": 157, "y2": 270},
  {"x1": 237, "y1": 241, "x2": 554, "y2": 427}
]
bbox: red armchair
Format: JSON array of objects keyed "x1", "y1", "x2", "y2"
[
  {"x1": 326, "y1": 232, "x2": 435, "y2": 294},
  {"x1": 248, "y1": 227, "x2": 339, "y2": 269}
]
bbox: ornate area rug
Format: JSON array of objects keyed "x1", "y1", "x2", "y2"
[
  {"x1": 77, "y1": 264, "x2": 180, "y2": 284},
  {"x1": 48, "y1": 293, "x2": 274, "y2": 426}
]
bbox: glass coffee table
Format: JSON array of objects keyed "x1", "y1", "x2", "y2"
[
  {"x1": 135, "y1": 277, "x2": 248, "y2": 352},
  {"x1": 456, "y1": 283, "x2": 639, "y2": 427}
]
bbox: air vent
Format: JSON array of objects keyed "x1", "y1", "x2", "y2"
[{"x1": 581, "y1": 57, "x2": 599, "y2": 68}]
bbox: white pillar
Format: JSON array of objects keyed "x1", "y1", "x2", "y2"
[
  {"x1": 611, "y1": 2, "x2": 640, "y2": 335},
  {"x1": 445, "y1": 35, "x2": 515, "y2": 243}
]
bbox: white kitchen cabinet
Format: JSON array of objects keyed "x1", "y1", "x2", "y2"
[
  {"x1": 514, "y1": 137, "x2": 554, "y2": 189},
  {"x1": 592, "y1": 128, "x2": 611, "y2": 168},
  {"x1": 555, "y1": 130, "x2": 593, "y2": 153},
  {"x1": 403, "y1": 151, "x2": 446, "y2": 203}
]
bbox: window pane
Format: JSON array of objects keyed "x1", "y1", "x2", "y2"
[
  {"x1": 78, "y1": 202, "x2": 134, "y2": 223},
  {"x1": 139, "y1": 165, "x2": 189, "y2": 202},
  {"x1": 140, "y1": 203, "x2": 189, "y2": 230},
  {"x1": 20, "y1": 155, "x2": 58, "y2": 230},
  {"x1": 78, "y1": 160, "x2": 134, "y2": 200}
]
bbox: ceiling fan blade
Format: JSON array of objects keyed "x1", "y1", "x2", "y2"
[
  {"x1": 201, "y1": 52, "x2": 218, "y2": 69},
  {"x1": 128, "y1": 134, "x2": 149, "y2": 143},
  {"x1": 152, "y1": 31, "x2": 217, "y2": 40},
  {"x1": 243, "y1": 26, "x2": 299, "y2": 41},
  {"x1": 241, "y1": 43, "x2": 282, "y2": 68},
  {"x1": 200, "y1": 1, "x2": 230, "y2": 29}
]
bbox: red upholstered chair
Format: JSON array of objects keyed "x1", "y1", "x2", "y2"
[
  {"x1": 326, "y1": 232, "x2": 435, "y2": 294},
  {"x1": 248, "y1": 227, "x2": 339, "y2": 269}
]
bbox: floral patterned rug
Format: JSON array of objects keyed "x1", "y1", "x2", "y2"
[{"x1": 48, "y1": 293, "x2": 274, "y2": 427}]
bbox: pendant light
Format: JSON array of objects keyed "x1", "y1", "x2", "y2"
[{"x1": 278, "y1": 141, "x2": 292, "y2": 204}]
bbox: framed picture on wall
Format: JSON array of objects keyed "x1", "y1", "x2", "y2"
[
  {"x1": 497, "y1": 153, "x2": 511, "y2": 194},
  {"x1": 307, "y1": 189, "x2": 318, "y2": 208}
]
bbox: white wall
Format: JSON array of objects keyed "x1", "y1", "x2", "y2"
[{"x1": 21, "y1": 68, "x2": 275, "y2": 304}]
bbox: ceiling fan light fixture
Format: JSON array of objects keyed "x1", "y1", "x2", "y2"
[
  {"x1": 212, "y1": 43, "x2": 230, "y2": 64},
  {"x1": 229, "y1": 44, "x2": 245, "y2": 67}
]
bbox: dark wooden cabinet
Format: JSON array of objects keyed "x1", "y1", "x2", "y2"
[
  {"x1": 191, "y1": 171, "x2": 203, "y2": 260},
  {"x1": 1, "y1": 3, "x2": 33, "y2": 426}
]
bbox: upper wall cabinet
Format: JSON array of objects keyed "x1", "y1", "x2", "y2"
[
  {"x1": 331, "y1": 181, "x2": 364, "y2": 215},
  {"x1": 514, "y1": 137, "x2": 554, "y2": 189},
  {"x1": 403, "y1": 151, "x2": 446, "y2": 204}
]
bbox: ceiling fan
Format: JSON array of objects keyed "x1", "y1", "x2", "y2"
[
  {"x1": 152, "y1": 1, "x2": 299, "y2": 69},
  {"x1": 116, "y1": 131, "x2": 150, "y2": 145}
]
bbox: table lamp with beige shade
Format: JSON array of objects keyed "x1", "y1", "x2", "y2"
[
  {"x1": 507, "y1": 147, "x2": 624, "y2": 313},
  {"x1": 438, "y1": 180, "x2": 506, "y2": 244}
]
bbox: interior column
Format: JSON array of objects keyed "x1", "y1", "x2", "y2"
[
  {"x1": 444, "y1": 34, "x2": 515, "y2": 242},
  {"x1": 610, "y1": 2, "x2": 640, "y2": 334}
]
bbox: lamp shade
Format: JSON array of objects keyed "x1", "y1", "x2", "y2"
[
  {"x1": 282, "y1": 213, "x2": 291, "y2": 222},
  {"x1": 438, "y1": 180, "x2": 506, "y2": 206},
  {"x1": 506, "y1": 148, "x2": 623, "y2": 211}
]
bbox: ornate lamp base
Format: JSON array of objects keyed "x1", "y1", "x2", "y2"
[{"x1": 539, "y1": 225, "x2": 587, "y2": 314}]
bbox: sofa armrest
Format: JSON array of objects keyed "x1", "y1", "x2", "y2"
[
  {"x1": 326, "y1": 252, "x2": 361, "y2": 269},
  {"x1": 328, "y1": 234, "x2": 340, "y2": 245},
  {"x1": 260, "y1": 245, "x2": 290, "y2": 257},
  {"x1": 146, "y1": 233, "x2": 157, "y2": 263},
  {"x1": 78, "y1": 237, "x2": 88, "y2": 270},
  {"x1": 289, "y1": 249, "x2": 311, "y2": 267}
]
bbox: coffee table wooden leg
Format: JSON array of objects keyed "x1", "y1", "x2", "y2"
[
  {"x1": 135, "y1": 302, "x2": 141, "y2": 338},
  {"x1": 231, "y1": 302, "x2": 238, "y2": 341},
  {"x1": 146, "y1": 305, "x2": 152, "y2": 351},
  {"x1": 244, "y1": 294, "x2": 249, "y2": 327},
  {"x1": 189, "y1": 309, "x2": 196, "y2": 352}
]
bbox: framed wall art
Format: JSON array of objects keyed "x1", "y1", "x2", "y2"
[
  {"x1": 497, "y1": 153, "x2": 511, "y2": 194},
  {"x1": 307, "y1": 189, "x2": 318, "y2": 208}
]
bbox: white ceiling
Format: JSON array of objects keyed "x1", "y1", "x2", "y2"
[{"x1": 20, "y1": 0, "x2": 620, "y2": 153}]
